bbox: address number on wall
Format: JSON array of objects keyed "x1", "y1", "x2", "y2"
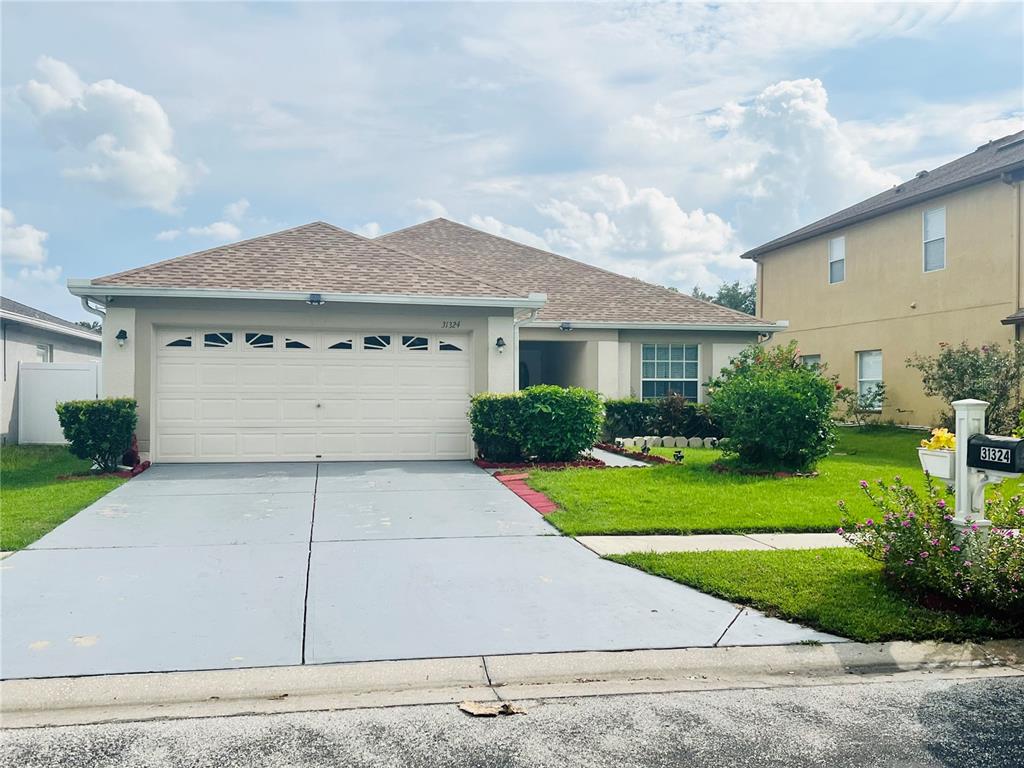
[{"x1": 441, "y1": 320, "x2": 462, "y2": 329}]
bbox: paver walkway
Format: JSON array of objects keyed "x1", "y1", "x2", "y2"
[{"x1": 577, "y1": 533, "x2": 851, "y2": 556}]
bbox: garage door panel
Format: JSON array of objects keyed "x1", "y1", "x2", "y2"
[{"x1": 155, "y1": 329, "x2": 471, "y2": 462}]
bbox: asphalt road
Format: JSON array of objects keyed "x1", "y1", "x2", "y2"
[{"x1": 3, "y1": 676, "x2": 1022, "y2": 767}]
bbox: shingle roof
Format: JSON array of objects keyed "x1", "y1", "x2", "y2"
[
  {"x1": 92, "y1": 222, "x2": 522, "y2": 299},
  {"x1": 0, "y1": 296, "x2": 100, "y2": 338},
  {"x1": 742, "y1": 130, "x2": 1024, "y2": 260},
  {"x1": 378, "y1": 218, "x2": 765, "y2": 326}
]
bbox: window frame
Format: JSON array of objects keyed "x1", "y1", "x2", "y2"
[
  {"x1": 922, "y1": 206, "x2": 946, "y2": 273},
  {"x1": 800, "y1": 354, "x2": 822, "y2": 369},
  {"x1": 828, "y1": 236, "x2": 846, "y2": 285},
  {"x1": 640, "y1": 343, "x2": 701, "y2": 402},
  {"x1": 35, "y1": 343, "x2": 53, "y2": 363},
  {"x1": 856, "y1": 349, "x2": 884, "y2": 412}
]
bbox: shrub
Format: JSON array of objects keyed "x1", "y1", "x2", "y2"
[
  {"x1": 469, "y1": 385, "x2": 604, "y2": 462},
  {"x1": 467, "y1": 393, "x2": 523, "y2": 462},
  {"x1": 1015, "y1": 409, "x2": 1024, "y2": 439},
  {"x1": 651, "y1": 393, "x2": 723, "y2": 438},
  {"x1": 835, "y1": 382, "x2": 887, "y2": 427},
  {"x1": 840, "y1": 477, "x2": 1024, "y2": 616},
  {"x1": 907, "y1": 341, "x2": 1024, "y2": 434},
  {"x1": 518, "y1": 385, "x2": 604, "y2": 462},
  {"x1": 707, "y1": 341, "x2": 836, "y2": 471},
  {"x1": 603, "y1": 398, "x2": 656, "y2": 439},
  {"x1": 56, "y1": 398, "x2": 138, "y2": 473}
]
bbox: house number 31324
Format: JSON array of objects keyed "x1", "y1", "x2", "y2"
[{"x1": 441, "y1": 320, "x2": 461, "y2": 329}]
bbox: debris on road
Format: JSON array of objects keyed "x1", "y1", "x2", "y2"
[{"x1": 458, "y1": 700, "x2": 526, "y2": 717}]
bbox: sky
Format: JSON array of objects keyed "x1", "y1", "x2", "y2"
[{"x1": 2, "y1": 1, "x2": 1022, "y2": 321}]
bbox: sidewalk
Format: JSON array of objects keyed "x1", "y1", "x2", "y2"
[{"x1": 577, "y1": 532, "x2": 850, "y2": 556}]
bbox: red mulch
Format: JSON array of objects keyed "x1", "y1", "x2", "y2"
[
  {"x1": 57, "y1": 460, "x2": 151, "y2": 481},
  {"x1": 474, "y1": 458, "x2": 605, "y2": 471},
  {"x1": 494, "y1": 473, "x2": 560, "y2": 515},
  {"x1": 594, "y1": 443, "x2": 672, "y2": 465}
]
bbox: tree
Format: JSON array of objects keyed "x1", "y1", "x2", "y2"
[
  {"x1": 76, "y1": 320, "x2": 102, "y2": 331},
  {"x1": 691, "y1": 281, "x2": 756, "y2": 315}
]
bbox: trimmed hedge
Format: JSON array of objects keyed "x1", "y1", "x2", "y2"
[
  {"x1": 469, "y1": 385, "x2": 603, "y2": 462},
  {"x1": 603, "y1": 394, "x2": 722, "y2": 440},
  {"x1": 56, "y1": 398, "x2": 138, "y2": 473}
]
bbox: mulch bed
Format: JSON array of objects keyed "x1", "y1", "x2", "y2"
[
  {"x1": 709, "y1": 462, "x2": 818, "y2": 479},
  {"x1": 57, "y1": 460, "x2": 151, "y2": 481},
  {"x1": 594, "y1": 443, "x2": 673, "y2": 465},
  {"x1": 475, "y1": 458, "x2": 605, "y2": 471}
]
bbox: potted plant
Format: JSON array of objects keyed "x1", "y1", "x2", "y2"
[{"x1": 917, "y1": 427, "x2": 956, "y2": 480}]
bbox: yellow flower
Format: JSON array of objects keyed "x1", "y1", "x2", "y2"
[{"x1": 921, "y1": 427, "x2": 955, "y2": 451}]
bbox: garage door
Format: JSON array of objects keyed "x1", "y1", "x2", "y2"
[{"x1": 154, "y1": 328, "x2": 473, "y2": 462}]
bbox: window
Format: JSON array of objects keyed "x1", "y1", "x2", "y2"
[
  {"x1": 165, "y1": 335, "x2": 192, "y2": 348},
  {"x1": 35, "y1": 344, "x2": 53, "y2": 363},
  {"x1": 402, "y1": 335, "x2": 429, "y2": 351},
  {"x1": 363, "y1": 334, "x2": 391, "y2": 351},
  {"x1": 641, "y1": 343, "x2": 699, "y2": 400},
  {"x1": 285, "y1": 338, "x2": 311, "y2": 349},
  {"x1": 328, "y1": 338, "x2": 353, "y2": 350},
  {"x1": 923, "y1": 207, "x2": 946, "y2": 272},
  {"x1": 828, "y1": 236, "x2": 845, "y2": 284},
  {"x1": 245, "y1": 332, "x2": 274, "y2": 349},
  {"x1": 801, "y1": 354, "x2": 821, "y2": 369},
  {"x1": 439, "y1": 340, "x2": 463, "y2": 352},
  {"x1": 857, "y1": 350, "x2": 883, "y2": 410},
  {"x1": 204, "y1": 332, "x2": 233, "y2": 348}
]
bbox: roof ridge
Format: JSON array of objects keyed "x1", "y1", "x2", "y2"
[
  {"x1": 343, "y1": 220, "x2": 523, "y2": 299},
  {"x1": 382, "y1": 218, "x2": 763, "y2": 323},
  {"x1": 94, "y1": 221, "x2": 328, "y2": 284}
]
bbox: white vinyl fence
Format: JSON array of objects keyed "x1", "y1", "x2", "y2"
[{"x1": 17, "y1": 362, "x2": 100, "y2": 444}]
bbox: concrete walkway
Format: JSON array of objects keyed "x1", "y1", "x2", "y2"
[
  {"x1": 578, "y1": 532, "x2": 851, "y2": 556},
  {"x1": 590, "y1": 447, "x2": 650, "y2": 468}
]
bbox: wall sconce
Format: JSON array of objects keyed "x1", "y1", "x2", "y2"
[
  {"x1": 559, "y1": 321, "x2": 573, "y2": 332},
  {"x1": 115, "y1": 329, "x2": 128, "y2": 348},
  {"x1": 495, "y1": 336, "x2": 507, "y2": 354},
  {"x1": 306, "y1": 293, "x2": 324, "y2": 306}
]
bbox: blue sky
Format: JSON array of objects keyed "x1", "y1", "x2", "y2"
[{"x1": 2, "y1": 1, "x2": 1022, "y2": 320}]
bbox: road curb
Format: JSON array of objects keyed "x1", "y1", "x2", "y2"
[{"x1": 2, "y1": 640, "x2": 1022, "y2": 729}]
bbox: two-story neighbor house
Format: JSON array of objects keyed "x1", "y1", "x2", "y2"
[{"x1": 743, "y1": 130, "x2": 1024, "y2": 426}]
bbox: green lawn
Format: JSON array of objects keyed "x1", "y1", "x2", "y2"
[
  {"x1": 610, "y1": 548, "x2": 1021, "y2": 642},
  {"x1": 531, "y1": 427, "x2": 1021, "y2": 536},
  {"x1": 0, "y1": 445, "x2": 126, "y2": 550}
]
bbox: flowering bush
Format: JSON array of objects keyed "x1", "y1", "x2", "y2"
[
  {"x1": 839, "y1": 476, "x2": 1024, "y2": 616},
  {"x1": 920, "y1": 427, "x2": 956, "y2": 451}
]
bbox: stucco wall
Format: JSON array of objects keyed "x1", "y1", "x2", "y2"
[
  {"x1": 1, "y1": 320, "x2": 101, "y2": 443},
  {"x1": 102, "y1": 296, "x2": 515, "y2": 455},
  {"x1": 757, "y1": 179, "x2": 1022, "y2": 426}
]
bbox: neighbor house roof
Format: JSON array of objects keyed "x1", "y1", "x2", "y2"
[
  {"x1": 88, "y1": 222, "x2": 527, "y2": 302},
  {"x1": 378, "y1": 218, "x2": 769, "y2": 328},
  {"x1": 0, "y1": 296, "x2": 101, "y2": 342},
  {"x1": 741, "y1": 130, "x2": 1024, "y2": 260}
]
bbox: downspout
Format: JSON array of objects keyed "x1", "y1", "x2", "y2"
[
  {"x1": 512, "y1": 308, "x2": 541, "y2": 391},
  {"x1": 81, "y1": 296, "x2": 106, "y2": 322}
]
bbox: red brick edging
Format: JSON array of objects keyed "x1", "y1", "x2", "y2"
[{"x1": 494, "y1": 472, "x2": 559, "y2": 516}]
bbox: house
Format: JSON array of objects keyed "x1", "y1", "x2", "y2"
[
  {"x1": 68, "y1": 220, "x2": 781, "y2": 463},
  {"x1": 743, "y1": 130, "x2": 1024, "y2": 426},
  {"x1": 1, "y1": 296, "x2": 102, "y2": 443}
]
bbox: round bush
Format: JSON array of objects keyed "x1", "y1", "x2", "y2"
[
  {"x1": 467, "y1": 393, "x2": 523, "y2": 462},
  {"x1": 708, "y1": 342, "x2": 836, "y2": 471},
  {"x1": 55, "y1": 397, "x2": 138, "y2": 473}
]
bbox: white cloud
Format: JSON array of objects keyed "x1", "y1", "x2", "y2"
[
  {"x1": 355, "y1": 222, "x2": 382, "y2": 238},
  {"x1": 18, "y1": 56, "x2": 198, "y2": 213},
  {"x1": 1, "y1": 208, "x2": 49, "y2": 265},
  {"x1": 155, "y1": 229, "x2": 181, "y2": 241},
  {"x1": 467, "y1": 215, "x2": 549, "y2": 250},
  {"x1": 412, "y1": 198, "x2": 449, "y2": 219},
  {"x1": 186, "y1": 221, "x2": 241, "y2": 241},
  {"x1": 223, "y1": 198, "x2": 250, "y2": 222}
]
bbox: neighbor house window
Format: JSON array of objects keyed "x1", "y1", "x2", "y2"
[
  {"x1": 35, "y1": 344, "x2": 53, "y2": 363},
  {"x1": 923, "y1": 207, "x2": 946, "y2": 272},
  {"x1": 828, "y1": 236, "x2": 845, "y2": 284},
  {"x1": 801, "y1": 354, "x2": 821, "y2": 368},
  {"x1": 641, "y1": 344, "x2": 699, "y2": 400},
  {"x1": 856, "y1": 350, "x2": 883, "y2": 410}
]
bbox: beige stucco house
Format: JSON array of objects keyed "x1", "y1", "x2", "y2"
[
  {"x1": 68, "y1": 219, "x2": 781, "y2": 463},
  {"x1": 744, "y1": 130, "x2": 1024, "y2": 427},
  {"x1": 1, "y1": 296, "x2": 102, "y2": 443}
]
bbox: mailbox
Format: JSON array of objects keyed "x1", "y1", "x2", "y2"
[{"x1": 966, "y1": 434, "x2": 1024, "y2": 475}]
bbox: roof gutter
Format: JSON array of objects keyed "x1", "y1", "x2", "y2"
[
  {"x1": 67, "y1": 280, "x2": 548, "y2": 311},
  {"x1": 0, "y1": 308, "x2": 102, "y2": 343},
  {"x1": 742, "y1": 160, "x2": 1024, "y2": 260},
  {"x1": 525, "y1": 319, "x2": 787, "y2": 334}
]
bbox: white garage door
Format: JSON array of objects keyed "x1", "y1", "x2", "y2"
[{"x1": 154, "y1": 328, "x2": 473, "y2": 462}]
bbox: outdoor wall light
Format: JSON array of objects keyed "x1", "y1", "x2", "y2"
[
  {"x1": 115, "y1": 329, "x2": 128, "y2": 348},
  {"x1": 559, "y1": 321, "x2": 573, "y2": 332},
  {"x1": 306, "y1": 293, "x2": 325, "y2": 306},
  {"x1": 495, "y1": 336, "x2": 507, "y2": 354}
]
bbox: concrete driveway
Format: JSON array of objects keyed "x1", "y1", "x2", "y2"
[{"x1": 1, "y1": 462, "x2": 838, "y2": 679}]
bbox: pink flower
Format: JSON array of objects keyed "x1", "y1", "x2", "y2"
[
  {"x1": 920, "y1": 551, "x2": 929, "y2": 558},
  {"x1": 950, "y1": 545, "x2": 961, "y2": 553},
  {"x1": 836, "y1": 527, "x2": 845, "y2": 535},
  {"x1": 865, "y1": 518, "x2": 874, "y2": 526},
  {"x1": 859, "y1": 480, "x2": 869, "y2": 489},
  {"x1": 936, "y1": 500, "x2": 947, "y2": 510}
]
